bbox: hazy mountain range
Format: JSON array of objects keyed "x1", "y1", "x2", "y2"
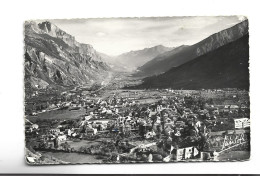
[
  {"x1": 132, "y1": 20, "x2": 249, "y2": 90},
  {"x1": 135, "y1": 20, "x2": 249, "y2": 77},
  {"x1": 114, "y1": 45, "x2": 173, "y2": 70}
]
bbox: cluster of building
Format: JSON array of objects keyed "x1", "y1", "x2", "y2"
[{"x1": 25, "y1": 88, "x2": 250, "y2": 162}]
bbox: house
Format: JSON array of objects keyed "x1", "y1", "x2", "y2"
[
  {"x1": 175, "y1": 121, "x2": 185, "y2": 128},
  {"x1": 230, "y1": 105, "x2": 239, "y2": 110},
  {"x1": 106, "y1": 110, "x2": 113, "y2": 115},
  {"x1": 85, "y1": 115, "x2": 92, "y2": 120},
  {"x1": 145, "y1": 131, "x2": 156, "y2": 139},
  {"x1": 49, "y1": 128, "x2": 60, "y2": 135},
  {"x1": 31, "y1": 124, "x2": 39, "y2": 130},
  {"x1": 162, "y1": 96, "x2": 167, "y2": 99},
  {"x1": 240, "y1": 104, "x2": 248, "y2": 111},
  {"x1": 71, "y1": 132, "x2": 78, "y2": 137},
  {"x1": 64, "y1": 129, "x2": 72, "y2": 136},
  {"x1": 184, "y1": 108, "x2": 192, "y2": 114},
  {"x1": 58, "y1": 135, "x2": 67, "y2": 141},
  {"x1": 213, "y1": 109, "x2": 219, "y2": 115},
  {"x1": 86, "y1": 127, "x2": 97, "y2": 135}
]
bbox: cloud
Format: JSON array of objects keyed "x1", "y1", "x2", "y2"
[{"x1": 50, "y1": 16, "x2": 242, "y2": 55}]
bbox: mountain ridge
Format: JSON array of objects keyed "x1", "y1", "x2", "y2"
[
  {"x1": 115, "y1": 45, "x2": 173, "y2": 70},
  {"x1": 133, "y1": 33, "x2": 249, "y2": 90},
  {"x1": 24, "y1": 21, "x2": 110, "y2": 90},
  {"x1": 136, "y1": 20, "x2": 249, "y2": 77}
]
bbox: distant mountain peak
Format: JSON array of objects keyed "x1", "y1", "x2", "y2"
[
  {"x1": 115, "y1": 45, "x2": 173, "y2": 69},
  {"x1": 135, "y1": 33, "x2": 249, "y2": 90},
  {"x1": 136, "y1": 20, "x2": 249, "y2": 77}
]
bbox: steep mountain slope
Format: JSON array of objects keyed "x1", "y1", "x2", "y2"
[
  {"x1": 134, "y1": 33, "x2": 249, "y2": 90},
  {"x1": 137, "y1": 20, "x2": 249, "y2": 77},
  {"x1": 24, "y1": 21, "x2": 110, "y2": 89},
  {"x1": 116, "y1": 45, "x2": 173, "y2": 70}
]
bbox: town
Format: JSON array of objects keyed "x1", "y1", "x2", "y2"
[
  {"x1": 23, "y1": 17, "x2": 250, "y2": 165},
  {"x1": 25, "y1": 80, "x2": 250, "y2": 164}
]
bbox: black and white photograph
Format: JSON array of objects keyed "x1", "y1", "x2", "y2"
[{"x1": 24, "y1": 16, "x2": 250, "y2": 165}]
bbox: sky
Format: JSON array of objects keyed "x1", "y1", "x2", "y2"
[{"x1": 49, "y1": 16, "x2": 245, "y2": 56}]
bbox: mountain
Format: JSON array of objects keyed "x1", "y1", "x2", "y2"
[
  {"x1": 97, "y1": 52, "x2": 126, "y2": 72},
  {"x1": 115, "y1": 45, "x2": 173, "y2": 70},
  {"x1": 134, "y1": 33, "x2": 249, "y2": 90},
  {"x1": 24, "y1": 21, "x2": 110, "y2": 89},
  {"x1": 135, "y1": 45, "x2": 189, "y2": 76},
  {"x1": 136, "y1": 20, "x2": 249, "y2": 77}
]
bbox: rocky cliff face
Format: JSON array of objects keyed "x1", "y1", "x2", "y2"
[
  {"x1": 24, "y1": 21, "x2": 110, "y2": 89},
  {"x1": 137, "y1": 20, "x2": 249, "y2": 77},
  {"x1": 196, "y1": 20, "x2": 248, "y2": 56}
]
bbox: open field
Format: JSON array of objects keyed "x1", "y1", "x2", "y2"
[
  {"x1": 27, "y1": 108, "x2": 86, "y2": 121},
  {"x1": 40, "y1": 151, "x2": 102, "y2": 164}
]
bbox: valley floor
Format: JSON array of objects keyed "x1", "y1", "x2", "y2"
[{"x1": 25, "y1": 71, "x2": 250, "y2": 165}]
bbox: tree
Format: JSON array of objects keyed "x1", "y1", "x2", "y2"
[
  {"x1": 53, "y1": 138, "x2": 60, "y2": 149},
  {"x1": 61, "y1": 141, "x2": 70, "y2": 151}
]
